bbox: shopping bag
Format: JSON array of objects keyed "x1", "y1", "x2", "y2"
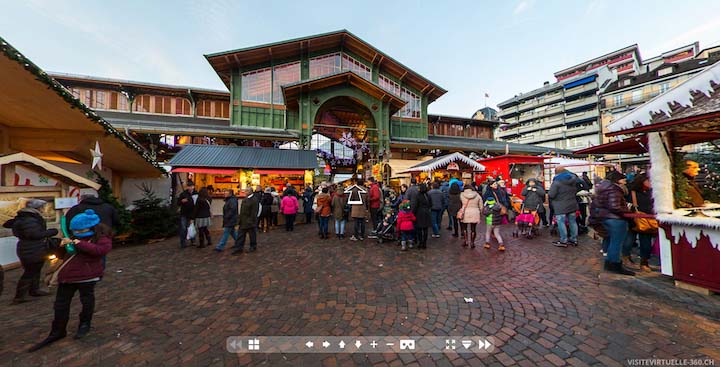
[{"x1": 186, "y1": 222, "x2": 197, "y2": 240}]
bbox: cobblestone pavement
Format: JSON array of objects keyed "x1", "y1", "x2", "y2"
[{"x1": 1, "y1": 219, "x2": 719, "y2": 367}]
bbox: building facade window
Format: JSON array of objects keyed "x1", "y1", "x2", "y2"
[
  {"x1": 659, "y1": 82, "x2": 670, "y2": 94},
  {"x1": 341, "y1": 54, "x2": 371, "y2": 80},
  {"x1": 309, "y1": 53, "x2": 341, "y2": 79},
  {"x1": 631, "y1": 90, "x2": 643, "y2": 103},
  {"x1": 399, "y1": 87, "x2": 421, "y2": 118},
  {"x1": 379, "y1": 75, "x2": 401, "y2": 96},
  {"x1": 117, "y1": 93, "x2": 128, "y2": 111},
  {"x1": 613, "y1": 94, "x2": 623, "y2": 107},
  {"x1": 272, "y1": 62, "x2": 301, "y2": 104},
  {"x1": 197, "y1": 100, "x2": 230, "y2": 119},
  {"x1": 241, "y1": 67, "x2": 272, "y2": 103}
]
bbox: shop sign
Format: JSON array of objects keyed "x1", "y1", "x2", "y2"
[
  {"x1": 462, "y1": 173, "x2": 472, "y2": 179},
  {"x1": 447, "y1": 162, "x2": 460, "y2": 171}
]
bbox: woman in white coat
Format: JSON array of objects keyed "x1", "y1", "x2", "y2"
[{"x1": 459, "y1": 180, "x2": 483, "y2": 248}]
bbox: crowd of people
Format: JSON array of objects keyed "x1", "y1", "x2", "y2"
[
  {"x1": 0, "y1": 165, "x2": 658, "y2": 352},
  {"x1": 175, "y1": 175, "x2": 531, "y2": 254}
]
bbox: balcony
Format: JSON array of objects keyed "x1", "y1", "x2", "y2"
[
  {"x1": 564, "y1": 83, "x2": 597, "y2": 98},
  {"x1": 564, "y1": 95, "x2": 598, "y2": 112},
  {"x1": 502, "y1": 116, "x2": 519, "y2": 124},
  {"x1": 565, "y1": 123, "x2": 600, "y2": 137},
  {"x1": 498, "y1": 105, "x2": 519, "y2": 117},
  {"x1": 565, "y1": 109, "x2": 599, "y2": 125}
]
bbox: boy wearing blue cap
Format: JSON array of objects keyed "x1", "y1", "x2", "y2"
[{"x1": 28, "y1": 209, "x2": 112, "y2": 352}]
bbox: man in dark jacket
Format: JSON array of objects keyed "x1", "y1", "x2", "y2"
[
  {"x1": 428, "y1": 182, "x2": 444, "y2": 238},
  {"x1": 66, "y1": 194, "x2": 120, "y2": 231},
  {"x1": 521, "y1": 178, "x2": 547, "y2": 225},
  {"x1": 177, "y1": 180, "x2": 196, "y2": 249},
  {"x1": 215, "y1": 189, "x2": 239, "y2": 252},
  {"x1": 3, "y1": 199, "x2": 58, "y2": 303},
  {"x1": 591, "y1": 171, "x2": 634, "y2": 275},
  {"x1": 233, "y1": 188, "x2": 259, "y2": 254},
  {"x1": 548, "y1": 166, "x2": 580, "y2": 247},
  {"x1": 405, "y1": 178, "x2": 419, "y2": 210}
]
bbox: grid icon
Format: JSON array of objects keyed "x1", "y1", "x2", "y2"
[{"x1": 248, "y1": 338, "x2": 260, "y2": 351}]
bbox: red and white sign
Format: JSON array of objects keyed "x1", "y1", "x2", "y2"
[{"x1": 446, "y1": 162, "x2": 460, "y2": 171}]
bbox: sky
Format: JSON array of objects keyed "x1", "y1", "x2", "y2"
[{"x1": 2, "y1": 0, "x2": 720, "y2": 116}]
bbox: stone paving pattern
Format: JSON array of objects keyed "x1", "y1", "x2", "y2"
[{"x1": 1, "y1": 219, "x2": 719, "y2": 366}]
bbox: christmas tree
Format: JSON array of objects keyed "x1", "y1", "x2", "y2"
[{"x1": 131, "y1": 183, "x2": 178, "y2": 241}]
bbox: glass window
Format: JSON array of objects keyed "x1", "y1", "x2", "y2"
[
  {"x1": 398, "y1": 87, "x2": 421, "y2": 119},
  {"x1": 659, "y1": 82, "x2": 670, "y2": 94},
  {"x1": 84, "y1": 90, "x2": 92, "y2": 106},
  {"x1": 342, "y1": 54, "x2": 371, "y2": 80},
  {"x1": 241, "y1": 68, "x2": 272, "y2": 103},
  {"x1": 95, "y1": 91, "x2": 106, "y2": 109},
  {"x1": 613, "y1": 94, "x2": 623, "y2": 106},
  {"x1": 309, "y1": 53, "x2": 341, "y2": 79},
  {"x1": 273, "y1": 62, "x2": 301, "y2": 104},
  {"x1": 118, "y1": 93, "x2": 128, "y2": 111},
  {"x1": 631, "y1": 90, "x2": 643, "y2": 103},
  {"x1": 379, "y1": 75, "x2": 401, "y2": 97}
]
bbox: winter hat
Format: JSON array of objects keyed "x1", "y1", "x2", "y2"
[
  {"x1": 399, "y1": 200, "x2": 411, "y2": 211},
  {"x1": 606, "y1": 171, "x2": 627, "y2": 183},
  {"x1": 69, "y1": 209, "x2": 101, "y2": 238},
  {"x1": 264, "y1": 187, "x2": 272, "y2": 193},
  {"x1": 26, "y1": 199, "x2": 47, "y2": 209}
]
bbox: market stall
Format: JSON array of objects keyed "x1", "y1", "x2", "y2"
[
  {"x1": 543, "y1": 156, "x2": 613, "y2": 189},
  {"x1": 0, "y1": 152, "x2": 101, "y2": 268},
  {"x1": 476, "y1": 155, "x2": 546, "y2": 198},
  {"x1": 599, "y1": 61, "x2": 720, "y2": 293},
  {"x1": 400, "y1": 152, "x2": 485, "y2": 183},
  {"x1": 168, "y1": 145, "x2": 318, "y2": 215}
]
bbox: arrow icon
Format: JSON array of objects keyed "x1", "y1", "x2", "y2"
[
  {"x1": 478, "y1": 339, "x2": 492, "y2": 350},
  {"x1": 338, "y1": 340, "x2": 346, "y2": 349},
  {"x1": 461, "y1": 340, "x2": 472, "y2": 349},
  {"x1": 322, "y1": 341, "x2": 330, "y2": 348},
  {"x1": 355, "y1": 340, "x2": 362, "y2": 349},
  {"x1": 306, "y1": 341, "x2": 314, "y2": 348}
]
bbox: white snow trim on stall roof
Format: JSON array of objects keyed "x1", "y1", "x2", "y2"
[
  {"x1": 648, "y1": 133, "x2": 674, "y2": 214},
  {"x1": 664, "y1": 218, "x2": 720, "y2": 251},
  {"x1": 401, "y1": 152, "x2": 485, "y2": 173},
  {"x1": 607, "y1": 61, "x2": 720, "y2": 133}
]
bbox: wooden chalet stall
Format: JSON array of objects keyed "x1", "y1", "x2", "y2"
[
  {"x1": 168, "y1": 145, "x2": 317, "y2": 215},
  {"x1": 0, "y1": 37, "x2": 163, "y2": 268},
  {"x1": 400, "y1": 152, "x2": 485, "y2": 182},
  {"x1": 582, "y1": 61, "x2": 720, "y2": 293},
  {"x1": 476, "y1": 155, "x2": 546, "y2": 198},
  {"x1": 0, "y1": 153, "x2": 101, "y2": 268}
]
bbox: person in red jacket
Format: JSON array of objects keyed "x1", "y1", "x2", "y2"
[
  {"x1": 368, "y1": 177, "x2": 383, "y2": 230},
  {"x1": 396, "y1": 200, "x2": 416, "y2": 251},
  {"x1": 29, "y1": 209, "x2": 112, "y2": 352}
]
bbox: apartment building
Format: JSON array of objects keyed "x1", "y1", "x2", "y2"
[{"x1": 496, "y1": 66, "x2": 616, "y2": 150}]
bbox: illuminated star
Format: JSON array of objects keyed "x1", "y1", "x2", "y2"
[{"x1": 90, "y1": 141, "x2": 103, "y2": 170}]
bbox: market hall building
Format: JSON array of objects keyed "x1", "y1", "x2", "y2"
[{"x1": 48, "y1": 30, "x2": 566, "y2": 189}]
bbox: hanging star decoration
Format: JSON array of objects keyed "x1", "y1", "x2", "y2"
[{"x1": 90, "y1": 141, "x2": 103, "y2": 171}]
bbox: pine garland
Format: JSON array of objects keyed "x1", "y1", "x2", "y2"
[{"x1": 0, "y1": 36, "x2": 164, "y2": 173}]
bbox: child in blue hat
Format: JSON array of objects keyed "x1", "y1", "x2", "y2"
[{"x1": 29, "y1": 209, "x2": 113, "y2": 352}]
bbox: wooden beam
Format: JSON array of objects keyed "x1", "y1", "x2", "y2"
[
  {"x1": 399, "y1": 71, "x2": 408, "y2": 81},
  {"x1": 8, "y1": 127, "x2": 105, "y2": 140}
]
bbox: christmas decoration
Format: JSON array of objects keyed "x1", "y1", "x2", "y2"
[
  {"x1": 130, "y1": 183, "x2": 178, "y2": 241},
  {"x1": 90, "y1": 141, "x2": 103, "y2": 170},
  {"x1": 94, "y1": 172, "x2": 131, "y2": 235}
]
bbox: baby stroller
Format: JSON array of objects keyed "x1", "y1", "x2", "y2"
[
  {"x1": 368, "y1": 211, "x2": 398, "y2": 243},
  {"x1": 513, "y1": 204, "x2": 540, "y2": 239}
]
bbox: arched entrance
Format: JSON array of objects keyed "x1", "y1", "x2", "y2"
[{"x1": 312, "y1": 96, "x2": 377, "y2": 176}]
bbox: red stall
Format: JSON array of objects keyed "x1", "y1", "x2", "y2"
[
  {"x1": 476, "y1": 155, "x2": 546, "y2": 199},
  {"x1": 582, "y1": 62, "x2": 720, "y2": 293}
]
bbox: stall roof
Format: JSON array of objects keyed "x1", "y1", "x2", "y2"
[
  {"x1": 575, "y1": 131, "x2": 720, "y2": 154},
  {"x1": 0, "y1": 37, "x2": 164, "y2": 177},
  {"x1": 401, "y1": 152, "x2": 485, "y2": 173},
  {"x1": 606, "y1": 61, "x2": 720, "y2": 136},
  {"x1": 391, "y1": 136, "x2": 576, "y2": 156},
  {"x1": 168, "y1": 145, "x2": 318, "y2": 170},
  {"x1": 0, "y1": 152, "x2": 101, "y2": 190}
]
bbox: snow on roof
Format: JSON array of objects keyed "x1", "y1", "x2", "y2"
[{"x1": 607, "y1": 61, "x2": 720, "y2": 133}]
